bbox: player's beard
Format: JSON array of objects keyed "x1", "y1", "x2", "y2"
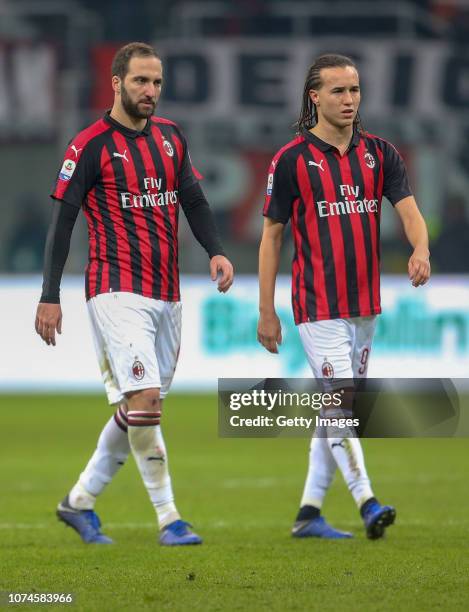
[{"x1": 121, "y1": 84, "x2": 156, "y2": 119}]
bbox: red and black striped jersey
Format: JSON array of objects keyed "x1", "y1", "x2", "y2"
[
  {"x1": 51, "y1": 112, "x2": 201, "y2": 301},
  {"x1": 263, "y1": 128, "x2": 412, "y2": 325}
]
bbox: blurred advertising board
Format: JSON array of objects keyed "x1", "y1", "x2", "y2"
[
  {"x1": 92, "y1": 40, "x2": 469, "y2": 120},
  {"x1": 0, "y1": 42, "x2": 56, "y2": 140},
  {"x1": 1, "y1": 275, "x2": 468, "y2": 392}
]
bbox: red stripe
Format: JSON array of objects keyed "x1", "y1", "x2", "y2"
[
  {"x1": 297, "y1": 155, "x2": 330, "y2": 319},
  {"x1": 127, "y1": 412, "x2": 161, "y2": 418},
  {"x1": 291, "y1": 198, "x2": 307, "y2": 322},
  {"x1": 111, "y1": 131, "x2": 154, "y2": 297},
  {"x1": 152, "y1": 126, "x2": 179, "y2": 300},
  {"x1": 100, "y1": 146, "x2": 134, "y2": 291},
  {"x1": 337, "y1": 155, "x2": 369, "y2": 315},
  {"x1": 356, "y1": 140, "x2": 381, "y2": 311},
  {"x1": 52, "y1": 119, "x2": 110, "y2": 201},
  {"x1": 127, "y1": 420, "x2": 161, "y2": 427},
  {"x1": 152, "y1": 116, "x2": 178, "y2": 128},
  {"x1": 308, "y1": 145, "x2": 349, "y2": 318}
]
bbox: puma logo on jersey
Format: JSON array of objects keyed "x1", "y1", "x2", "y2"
[
  {"x1": 308, "y1": 159, "x2": 324, "y2": 171},
  {"x1": 113, "y1": 150, "x2": 129, "y2": 162},
  {"x1": 71, "y1": 145, "x2": 82, "y2": 158}
]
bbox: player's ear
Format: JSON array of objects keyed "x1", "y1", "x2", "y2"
[
  {"x1": 112, "y1": 75, "x2": 121, "y2": 94},
  {"x1": 309, "y1": 89, "x2": 319, "y2": 105}
]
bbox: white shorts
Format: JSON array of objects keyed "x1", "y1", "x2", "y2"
[
  {"x1": 87, "y1": 292, "x2": 181, "y2": 405},
  {"x1": 298, "y1": 316, "x2": 377, "y2": 386}
]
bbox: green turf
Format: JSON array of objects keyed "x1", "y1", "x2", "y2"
[{"x1": 0, "y1": 394, "x2": 468, "y2": 611}]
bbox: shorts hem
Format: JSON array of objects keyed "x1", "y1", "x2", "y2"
[
  {"x1": 120, "y1": 382, "x2": 162, "y2": 396},
  {"x1": 295, "y1": 309, "x2": 381, "y2": 325}
]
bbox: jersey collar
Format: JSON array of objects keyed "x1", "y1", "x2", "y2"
[
  {"x1": 104, "y1": 111, "x2": 151, "y2": 138},
  {"x1": 301, "y1": 127, "x2": 361, "y2": 153}
]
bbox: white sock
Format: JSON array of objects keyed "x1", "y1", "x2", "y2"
[
  {"x1": 300, "y1": 434, "x2": 336, "y2": 509},
  {"x1": 326, "y1": 437, "x2": 374, "y2": 508},
  {"x1": 127, "y1": 411, "x2": 180, "y2": 529},
  {"x1": 69, "y1": 407, "x2": 130, "y2": 510}
]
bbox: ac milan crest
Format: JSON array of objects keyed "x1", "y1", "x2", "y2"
[
  {"x1": 322, "y1": 358, "x2": 334, "y2": 379},
  {"x1": 132, "y1": 360, "x2": 145, "y2": 380},
  {"x1": 364, "y1": 151, "x2": 375, "y2": 169},
  {"x1": 163, "y1": 139, "x2": 174, "y2": 157}
]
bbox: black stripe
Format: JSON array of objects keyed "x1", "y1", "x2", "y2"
[
  {"x1": 126, "y1": 142, "x2": 163, "y2": 299},
  {"x1": 105, "y1": 136, "x2": 143, "y2": 294},
  {"x1": 326, "y1": 151, "x2": 360, "y2": 316},
  {"x1": 348, "y1": 148, "x2": 374, "y2": 312},
  {"x1": 145, "y1": 130, "x2": 177, "y2": 300},
  {"x1": 302, "y1": 152, "x2": 338, "y2": 316},
  {"x1": 295, "y1": 197, "x2": 315, "y2": 321},
  {"x1": 88, "y1": 194, "x2": 103, "y2": 296},
  {"x1": 83, "y1": 195, "x2": 93, "y2": 299}
]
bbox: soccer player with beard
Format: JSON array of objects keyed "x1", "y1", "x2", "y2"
[
  {"x1": 258, "y1": 54, "x2": 430, "y2": 539},
  {"x1": 35, "y1": 42, "x2": 233, "y2": 545}
]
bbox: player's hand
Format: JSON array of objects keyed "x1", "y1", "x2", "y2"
[
  {"x1": 35, "y1": 303, "x2": 62, "y2": 346},
  {"x1": 257, "y1": 312, "x2": 282, "y2": 354},
  {"x1": 210, "y1": 255, "x2": 234, "y2": 293},
  {"x1": 408, "y1": 247, "x2": 431, "y2": 287}
]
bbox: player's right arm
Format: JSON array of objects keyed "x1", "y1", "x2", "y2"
[
  {"x1": 257, "y1": 148, "x2": 297, "y2": 354},
  {"x1": 35, "y1": 131, "x2": 97, "y2": 346},
  {"x1": 35, "y1": 201, "x2": 79, "y2": 346},
  {"x1": 257, "y1": 218, "x2": 285, "y2": 354}
]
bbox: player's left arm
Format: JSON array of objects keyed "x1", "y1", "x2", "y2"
[
  {"x1": 394, "y1": 196, "x2": 431, "y2": 287},
  {"x1": 176, "y1": 126, "x2": 233, "y2": 292},
  {"x1": 179, "y1": 182, "x2": 234, "y2": 293}
]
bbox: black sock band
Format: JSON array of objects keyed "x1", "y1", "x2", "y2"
[
  {"x1": 360, "y1": 496, "x2": 379, "y2": 518},
  {"x1": 296, "y1": 505, "x2": 321, "y2": 522}
]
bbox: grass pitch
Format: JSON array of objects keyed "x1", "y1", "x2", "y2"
[{"x1": 0, "y1": 394, "x2": 468, "y2": 611}]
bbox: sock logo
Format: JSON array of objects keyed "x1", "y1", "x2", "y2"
[
  {"x1": 132, "y1": 359, "x2": 145, "y2": 380},
  {"x1": 331, "y1": 440, "x2": 346, "y2": 449}
]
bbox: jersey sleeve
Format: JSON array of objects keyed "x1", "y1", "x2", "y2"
[
  {"x1": 382, "y1": 141, "x2": 413, "y2": 206},
  {"x1": 263, "y1": 152, "x2": 297, "y2": 224},
  {"x1": 50, "y1": 138, "x2": 98, "y2": 208},
  {"x1": 175, "y1": 129, "x2": 202, "y2": 191}
]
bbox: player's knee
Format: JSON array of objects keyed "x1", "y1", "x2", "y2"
[{"x1": 126, "y1": 387, "x2": 161, "y2": 412}]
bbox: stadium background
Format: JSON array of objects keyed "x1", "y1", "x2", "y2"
[{"x1": 1, "y1": 1, "x2": 468, "y2": 610}]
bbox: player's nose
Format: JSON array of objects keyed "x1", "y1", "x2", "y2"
[
  {"x1": 144, "y1": 83, "x2": 156, "y2": 99},
  {"x1": 343, "y1": 92, "x2": 353, "y2": 105}
]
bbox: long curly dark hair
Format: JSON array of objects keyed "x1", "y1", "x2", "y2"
[{"x1": 296, "y1": 54, "x2": 365, "y2": 135}]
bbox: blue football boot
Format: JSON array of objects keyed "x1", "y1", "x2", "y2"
[
  {"x1": 292, "y1": 516, "x2": 353, "y2": 539},
  {"x1": 362, "y1": 501, "x2": 396, "y2": 539},
  {"x1": 159, "y1": 520, "x2": 202, "y2": 546},
  {"x1": 56, "y1": 495, "x2": 113, "y2": 544}
]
